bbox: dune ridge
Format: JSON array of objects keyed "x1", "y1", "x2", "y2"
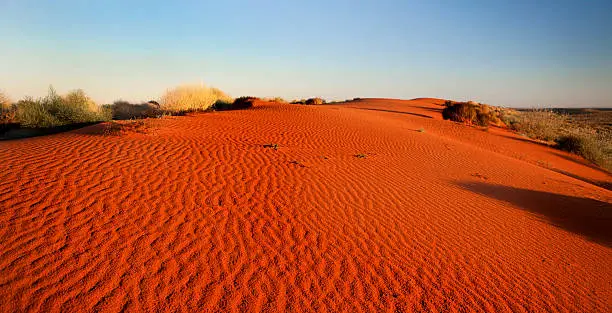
[{"x1": 0, "y1": 99, "x2": 610, "y2": 312}]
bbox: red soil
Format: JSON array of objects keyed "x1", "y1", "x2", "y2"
[{"x1": 0, "y1": 98, "x2": 610, "y2": 312}]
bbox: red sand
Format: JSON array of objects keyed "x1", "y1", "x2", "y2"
[{"x1": 0, "y1": 98, "x2": 610, "y2": 312}]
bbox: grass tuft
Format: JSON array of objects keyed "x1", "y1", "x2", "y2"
[{"x1": 160, "y1": 84, "x2": 232, "y2": 113}]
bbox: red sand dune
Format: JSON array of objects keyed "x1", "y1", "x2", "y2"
[{"x1": 0, "y1": 98, "x2": 610, "y2": 312}]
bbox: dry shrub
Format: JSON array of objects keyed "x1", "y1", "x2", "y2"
[
  {"x1": 213, "y1": 96, "x2": 257, "y2": 111},
  {"x1": 291, "y1": 98, "x2": 326, "y2": 105},
  {"x1": 160, "y1": 84, "x2": 232, "y2": 113},
  {"x1": 511, "y1": 109, "x2": 568, "y2": 141},
  {"x1": 1, "y1": 91, "x2": 16, "y2": 129},
  {"x1": 111, "y1": 100, "x2": 161, "y2": 120},
  {"x1": 305, "y1": 97, "x2": 325, "y2": 105},
  {"x1": 0, "y1": 91, "x2": 11, "y2": 111},
  {"x1": 16, "y1": 87, "x2": 110, "y2": 128},
  {"x1": 442, "y1": 101, "x2": 498, "y2": 126},
  {"x1": 291, "y1": 99, "x2": 307, "y2": 104},
  {"x1": 556, "y1": 133, "x2": 610, "y2": 171}
]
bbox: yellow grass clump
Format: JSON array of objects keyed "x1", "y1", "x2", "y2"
[
  {"x1": 1, "y1": 91, "x2": 12, "y2": 111},
  {"x1": 160, "y1": 85, "x2": 233, "y2": 112}
]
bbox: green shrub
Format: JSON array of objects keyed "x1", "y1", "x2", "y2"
[
  {"x1": 160, "y1": 84, "x2": 233, "y2": 112},
  {"x1": 16, "y1": 87, "x2": 110, "y2": 128},
  {"x1": 556, "y1": 133, "x2": 608, "y2": 169}
]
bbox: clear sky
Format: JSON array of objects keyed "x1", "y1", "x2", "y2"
[{"x1": 1, "y1": 0, "x2": 611, "y2": 107}]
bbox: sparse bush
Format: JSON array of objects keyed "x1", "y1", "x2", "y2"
[
  {"x1": 213, "y1": 96, "x2": 257, "y2": 111},
  {"x1": 442, "y1": 101, "x2": 494, "y2": 126},
  {"x1": 1, "y1": 91, "x2": 17, "y2": 129},
  {"x1": 291, "y1": 99, "x2": 307, "y2": 104},
  {"x1": 290, "y1": 98, "x2": 326, "y2": 105},
  {"x1": 111, "y1": 100, "x2": 161, "y2": 120},
  {"x1": 511, "y1": 109, "x2": 567, "y2": 141},
  {"x1": 556, "y1": 133, "x2": 609, "y2": 169},
  {"x1": 16, "y1": 87, "x2": 110, "y2": 128},
  {"x1": 160, "y1": 84, "x2": 232, "y2": 112},
  {"x1": 305, "y1": 97, "x2": 325, "y2": 105},
  {"x1": 0, "y1": 91, "x2": 11, "y2": 111}
]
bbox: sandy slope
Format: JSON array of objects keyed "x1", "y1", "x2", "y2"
[{"x1": 0, "y1": 98, "x2": 610, "y2": 312}]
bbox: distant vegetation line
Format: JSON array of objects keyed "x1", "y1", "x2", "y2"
[
  {"x1": 2, "y1": 86, "x2": 609, "y2": 172},
  {"x1": 442, "y1": 100, "x2": 611, "y2": 172}
]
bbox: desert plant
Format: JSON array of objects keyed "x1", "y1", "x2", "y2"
[
  {"x1": 1, "y1": 91, "x2": 17, "y2": 130},
  {"x1": 556, "y1": 133, "x2": 606, "y2": 166},
  {"x1": 160, "y1": 84, "x2": 232, "y2": 112},
  {"x1": 263, "y1": 143, "x2": 279, "y2": 150},
  {"x1": 510, "y1": 109, "x2": 568, "y2": 141},
  {"x1": 16, "y1": 87, "x2": 110, "y2": 128},
  {"x1": 442, "y1": 101, "x2": 492, "y2": 126},
  {"x1": 0, "y1": 91, "x2": 11, "y2": 111},
  {"x1": 213, "y1": 96, "x2": 257, "y2": 111},
  {"x1": 305, "y1": 97, "x2": 325, "y2": 105},
  {"x1": 291, "y1": 99, "x2": 307, "y2": 104},
  {"x1": 271, "y1": 97, "x2": 286, "y2": 103},
  {"x1": 111, "y1": 100, "x2": 161, "y2": 120},
  {"x1": 507, "y1": 108, "x2": 611, "y2": 171}
]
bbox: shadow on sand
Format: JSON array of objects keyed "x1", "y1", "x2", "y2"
[
  {"x1": 0, "y1": 122, "x2": 100, "y2": 141},
  {"x1": 458, "y1": 181, "x2": 612, "y2": 247},
  {"x1": 352, "y1": 107, "x2": 434, "y2": 119}
]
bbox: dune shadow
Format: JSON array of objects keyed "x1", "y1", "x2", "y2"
[
  {"x1": 497, "y1": 133, "x2": 552, "y2": 147},
  {"x1": 457, "y1": 181, "x2": 612, "y2": 247},
  {"x1": 414, "y1": 106, "x2": 443, "y2": 113},
  {"x1": 352, "y1": 107, "x2": 433, "y2": 119},
  {"x1": 546, "y1": 167, "x2": 612, "y2": 191},
  {"x1": 0, "y1": 122, "x2": 100, "y2": 140}
]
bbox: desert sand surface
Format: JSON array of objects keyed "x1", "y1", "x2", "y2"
[{"x1": 0, "y1": 98, "x2": 610, "y2": 312}]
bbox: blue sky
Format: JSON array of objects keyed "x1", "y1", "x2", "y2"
[{"x1": 1, "y1": 0, "x2": 611, "y2": 107}]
